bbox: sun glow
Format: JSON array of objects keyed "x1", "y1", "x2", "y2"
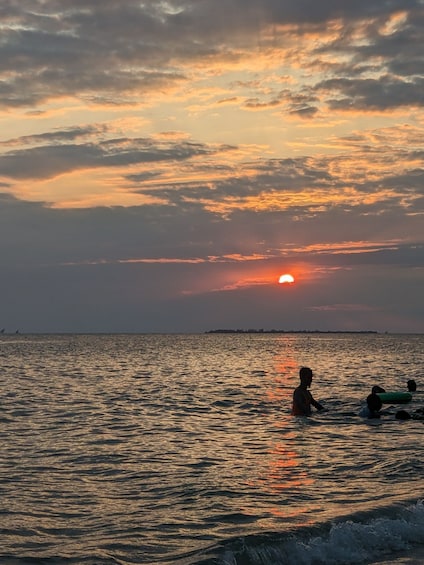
[{"x1": 279, "y1": 274, "x2": 295, "y2": 284}]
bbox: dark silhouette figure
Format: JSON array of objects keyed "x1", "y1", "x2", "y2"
[
  {"x1": 407, "y1": 379, "x2": 417, "y2": 392},
  {"x1": 292, "y1": 367, "x2": 324, "y2": 416},
  {"x1": 395, "y1": 410, "x2": 412, "y2": 420},
  {"x1": 360, "y1": 393, "x2": 383, "y2": 419}
]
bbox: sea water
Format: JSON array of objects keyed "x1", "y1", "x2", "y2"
[{"x1": 1, "y1": 333, "x2": 423, "y2": 565}]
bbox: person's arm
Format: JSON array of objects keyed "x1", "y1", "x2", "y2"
[{"x1": 311, "y1": 396, "x2": 324, "y2": 411}]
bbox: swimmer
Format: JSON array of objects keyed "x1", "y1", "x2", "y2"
[
  {"x1": 292, "y1": 367, "x2": 324, "y2": 416},
  {"x1": 395, "y1": 410, "x2": 411, "y2": 420},
  {"x1": 359, "y1": 393, "x2": 382, "y2": 419},
  {"x1": 396, "y1": 407, "x2": 424, "y2": 421},
  {"x1": 407, "y1": 379, "x2": 417, "y2": 392}
]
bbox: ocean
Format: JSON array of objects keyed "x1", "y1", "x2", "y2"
[{"x1": 1, "y1": 332, "x2": 423, "y2": 565}]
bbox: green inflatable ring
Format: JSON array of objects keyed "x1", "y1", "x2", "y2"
[{"x1": 377, "y1": 392, "x2": 412, "y2": 404}]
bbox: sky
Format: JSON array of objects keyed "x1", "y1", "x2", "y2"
[{"x1": 0, "y1": 0, "x2": 423, "y2": 334}]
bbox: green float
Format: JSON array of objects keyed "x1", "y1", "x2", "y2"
[{"x1": 377, "y1": 392, "x2": 412, "y2": 404}]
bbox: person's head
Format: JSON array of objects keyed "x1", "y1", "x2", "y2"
[
  {"x1": 407, "y1": 379, "x2": 417, "y2": 392},
  {"x1": 299, "y1": 367, "x2": 313, "y2": 387},
  {"x1": 366, "y1": 393, "x2": 382, "y2": 413},
  {"x1": 395, "y1": 410, "x2": 411, "y2": 420},
  {"x1": 372, "y1": 385, "x2": 385, "y2": 394}
]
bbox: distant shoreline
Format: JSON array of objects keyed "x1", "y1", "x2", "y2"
[{"x1": 206, "y1": 329, "x2": 378, "y2": 334}]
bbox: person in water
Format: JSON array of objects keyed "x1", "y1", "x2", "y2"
[
  {"x1": 395, "y1": 407, "x2": 424, "y2": 420},
  {"x1": 407, "y1": 379, "x2": 417, "y2": 392},
  {"x1": 359, "y1": 393, "x2": 383, "y2": 419},
  {"x1": 292, "y1": 367, "x2": 324, "y2": 416}
]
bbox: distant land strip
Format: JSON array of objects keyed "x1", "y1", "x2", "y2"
[{"x1": 206, "y1": 329, "x2": 378, "y2": 334}]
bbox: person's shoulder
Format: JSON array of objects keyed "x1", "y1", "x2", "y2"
[{"x1": 358, "y1": 406, "x2": 370, "y2": 418}]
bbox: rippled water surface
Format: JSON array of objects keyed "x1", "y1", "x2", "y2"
[{"x1": 1, "y1": 333, "x2": 423, "y2": 564}]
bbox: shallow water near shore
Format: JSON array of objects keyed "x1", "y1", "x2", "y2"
[{"x1": 1, "y1": 333, "x2": 423, "y2": 564}]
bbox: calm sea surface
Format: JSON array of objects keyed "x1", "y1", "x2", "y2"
[{"x1": 1, "y1": 333, "x2": 423, "y2": 565}]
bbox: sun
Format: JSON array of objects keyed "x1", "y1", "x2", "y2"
[{"x1": 279, "y1": 273, "x2": 295, "y2": 284}]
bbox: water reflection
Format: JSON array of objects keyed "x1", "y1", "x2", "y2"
[
  {"x1": 267, "y1": 438, "x2": 314, "y2": 490},
  {"x1": 247, "y1": 338, "x2": 318, "y2": 525},
  {"x1": 265, "y1": 336, "x2": 299, "y2": 408}
]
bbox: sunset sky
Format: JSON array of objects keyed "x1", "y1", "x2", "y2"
[{"x1": 1, "y1": 0, "x2": 423, "y2": 333}]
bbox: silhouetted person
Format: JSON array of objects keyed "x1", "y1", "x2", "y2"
[
  {"x1": 407, "y1": 379, "x2": 417, "y2": 392},
  {"x1": 292, "y1": 367, "x2": 324, "y2": 416},
  {"x1": 359, "y1": 393, "x2": 383, "y2": 419},
  {"x1": 396, "y1": 408, "x2": 424, "y2": 420},
  {"x1": 412, "y1": 408, "x2": 424, "y2": 420},
  {"x1": 395, "y1": 410, "x2": 411, "y2": 420},
  {"x1": 372, "y1": 385, "x2": 385, "y2": 394}
]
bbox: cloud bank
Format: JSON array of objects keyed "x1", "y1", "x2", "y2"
[{"x1": 0, "y1": 1, "x2": 423, "y2": 332}]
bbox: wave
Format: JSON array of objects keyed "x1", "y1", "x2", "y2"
[{"x1": 181, "y1": 499, "x2": 424, "y2": 565}]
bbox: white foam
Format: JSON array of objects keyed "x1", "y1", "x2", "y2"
[{"x1": 226, "y1": 500, "x2": 424, "y2": 565}]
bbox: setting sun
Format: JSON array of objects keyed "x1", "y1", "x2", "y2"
[{"x1": 279, "y1": 274, "x2": 295, "y2": 284}]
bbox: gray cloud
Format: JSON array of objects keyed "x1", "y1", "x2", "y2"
[
  {"x1": 0, "y1": 125, "x2": 108, "y2": 147},
  {"x1": 320, "y1": 76, "x2": 424, "y2": 111},
  {"x1": 0, "y1": 1, "x2": 422, "y2": 111},
  {"x1": 0, "y1": 136, "x2": 227, "y2": 179},
  {"x1": 1, "y1": 129, "x2": 422, "y2": 226},
  {"x1": 254, "y1": 0, "x2": 421, "y2": 24}
]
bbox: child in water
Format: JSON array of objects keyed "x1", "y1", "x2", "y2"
[{"x1": 359, "y1": 393, "x2": 383, "y2": 419}]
